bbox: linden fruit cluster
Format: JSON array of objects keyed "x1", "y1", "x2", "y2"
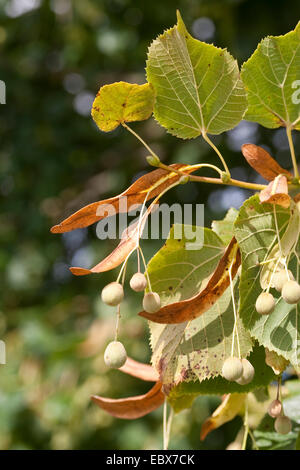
[
  {"x1": 267, "y1": 399, "x2": 292, "y2": 435},
  {"x1": 221, "y1": 356, "x2": 255, "y2": 385},
  {"x1": 101, "y1": 273, "x2": 161, "y2": 369},
  {"x1": 256, "y1": 269, "x2": 300, "y2": 316}
]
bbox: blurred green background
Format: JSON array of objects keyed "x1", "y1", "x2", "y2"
[{"x1": 0, "y1": 0, "x2": 299, "y2": 450}]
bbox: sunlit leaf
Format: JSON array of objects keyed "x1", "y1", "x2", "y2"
[
  {"x1": 91, "y1": 81, "x2": 155, "y2": 132},
  {"x1": 141, "y1": 225, "x2": 252, "y2": 393},
  {"x1": 168, "y1": 345, "x2": 276, "y2": 412},
  {"x1": 139, "y1": 236, "x2": 241, "y2": 324},
  {"x1": 211, "y1": 208, "x2": 238, "y2": 245},
  {"x1": 146, "y1": 10, "x2": 247, "y2": 139},
  {"x1": 234, "y1": 194, "x2": 300, "y2": 369},
  {"x1": 241, "y1": 23, "x2": 300, "y2": 130}
]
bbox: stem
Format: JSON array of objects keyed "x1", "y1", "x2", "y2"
[
  {"x1": 122, "y1": 122, "x2": 267, "y2": 191},
  {"x1": 286, "y1": 126, "x2": 299, "y2": 179},
  {"x1": 202, "y1": 132, "x2": 231, "y2": 176},
  {"x1": 122, "y1": 122, "x2": 158, "y2": 160},
  {"x1": 229, "y1": 261, "x2": 240, "y2": 358},
  {"x1": 242, "y1": 396, "x2": 249, "y2": 450},
  {"x1": 114, "y1": 304, "x2": 121, "y2": 341},
  {"x1": 163, "y1": 400, "x2": 173, "y2": 450}
]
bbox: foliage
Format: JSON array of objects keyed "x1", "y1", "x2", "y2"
[{"x1": 2, "y1": 0, "x2": 300, "y2": 451}]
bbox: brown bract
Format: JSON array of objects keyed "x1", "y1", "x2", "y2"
[
  {"x1": 91, "y1": 381, "x2": 164, "y2": 419},
  {"x1": 259, "y1": 175, "x2": 291, "y2": 208},
  {"x1": 119, "y1": 357, "x2": 159, "y2": 382},
  {"x1": 69, "y1": 205, "x2": 154, "y2": 276},
  {"x1": 139, "y1": 237, "x2": 240, "y2": 324},
  {"x1": 50, "y1": 164, "x2": 196, "y2": 234},
  {"x1": 241, "y1": 144, "x2": 292, "y2": 181}
]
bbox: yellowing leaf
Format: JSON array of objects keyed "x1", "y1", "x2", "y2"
[
  {"x1": 200, "y1": 393, "x2": 246, "y2": 440},
  {"x1": 91, "y1": 81, "x2": 155, "y2": 132}
]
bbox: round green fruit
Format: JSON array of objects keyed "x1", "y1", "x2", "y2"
[
  {"x1": 274, "y1": 415, "x2": 292, "y2": 435},
  {"x1": 268, "y1": 399, "x2": 282, "y2": 418},
  {"x1": 273, "y1": 269, "x2": 294, "y2": 292},
  {"x1": 235, "y1": 358, "x2": 255, "y2": 385},
  {"x1": 222, "y1": 357, "x2": 243, "y2": 382},
  {"x1": 281, "y1": 280, "x2": 300, "y2": 304},
  {"x1": 101, "y1": 282, "x2": 124, "y2": 306},
  {"x1": 104, "y1": 341, "x2": 127, "y2": 369},
  {"x1": 255, "y1": 292, "x2": 275, "y2": 315},
  {"x1": 142, "y1": 292, "x2": 161, "y2": 313},
  {"x1": 130, "y1": 272, "x2": 147, "y2": 292}
]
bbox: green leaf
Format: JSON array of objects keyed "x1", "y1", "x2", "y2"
[
  {"x1": 241, "y1": 22, "x2": 300, "y2": 130},
  {"x1": 211, "y1": 208, "x2": 239, "y2": 246},
  {"x1": 234, "y1": 194, "x2": 300, "y2": 369},
  {"x1": 146, "y1": 11, "x2": 247, "y2": 139},
  {"x1": 147, "y1": 224, "x2": 252, "y2": 394},
  {"x1": 168, "y1": 345, "x2": 276, "y2": 412},
  {"x1": 91, "y1": 81, "x2": 155, "y2": 132}
]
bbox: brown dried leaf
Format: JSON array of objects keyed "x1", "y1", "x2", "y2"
[
  {"x1": 50, "y1": 164, "x2": 196, "y2": 234},
  {"x1": 200, "y1": 393, "x2": 246, "y2": 440},
  {"x1": 91, "y1": 381, "x2": 164, "y2": 419},
  {"x1": 119, "y1": 357, "x2": 158, "y2": 382},
  {"x1": 241, "y1": 144, "x2": 292, "y2": 181},
  {"x1": 259, "y1": 175, "x2": 291, "y2": 208},
  {"x1": 70, "y1": 204, "x2": 154, "y2": 275},
  {"x1": 139, "y1": 237, "x2": 240, "y2": 324}
]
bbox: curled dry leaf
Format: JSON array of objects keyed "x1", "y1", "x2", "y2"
[
  {"x1": 91, "y1": 381, "x2": 164, "y2": 419},
  {"x1": 241, "y1": 144, "x2": 292, "y2": 182},
  {"x1": 200, "y1": 393, "x2": 246, "y2": 441},
  {"x1": 119, "y1": 357, "x2": 159, "y2": 382},
  {"x1": 70, "y1": 205, "x2": 154, "y2": 276},
  {"x1": 139, "y1": 237, "x2": 240, "y2": 324},
  {"x1": 259, "y1": 175, "x2": 291, "y2": 208},
  {"x1": 50, "y1": 164, "x2": 196, "y2": 234}
]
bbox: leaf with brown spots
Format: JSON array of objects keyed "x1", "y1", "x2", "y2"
[
  {"x1": 200, "y1": 393, "x2": 246, "y2": 440},
  {"x1": 241, "y1": 144, "x2": 292, "y2": 182},
  {"x1": 145, "y1": 225, "x2": 252, "y2": 392},
  {"x1": 259, "y1": 175, "x2": 291, "y2": 208},
  {"x1": 140, "y1": 237, "x2": 241, "y2": 324},
  {"x1": 91, "y1": 82, "x2": 155, "y2": 132},
  {"x1": 91, "y1": 381, "x2": 164, "y2": 419},
  {"x1": 119, "y1": 357, "x2": 158, "y2": 382},
  {"x1": 50, "y1": 164, "x2": 196, "y2": 234}
]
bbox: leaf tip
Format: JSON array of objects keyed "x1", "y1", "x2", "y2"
[{"x1": 69, "y1": 267, "x2": 91, "y2": 276}]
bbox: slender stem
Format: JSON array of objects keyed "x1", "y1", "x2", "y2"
[
  {"x1": 202, "y1": 132, "x2": 231, "y2": 176},
  {"x1": 122, "y1": 122, "x2": 158, "y2": 160},
  {"x1": 163, "y1": 399, "x2": 167, "y2": 450},
  {"x1": 248, "y1": 429, "x2": 258, "y2": 451},
  {"x1": 139, "y1": 246, "x2": 152, "y2": 292},
  {"x1": 229, "y1": 261, "x2": 240, "y2": 358},
  {"x1": 122, "y1": 122, "x2": 268, "y2": 191},
  {"x1": 286, "y1": 126, "x2": 299, "y2": 179},
  {"x1": 114, "y1": 304, "x2": 121, "y2": 341},
  {"x1": 242, "y1": 397, "x2": 249, "y2": 450}
]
